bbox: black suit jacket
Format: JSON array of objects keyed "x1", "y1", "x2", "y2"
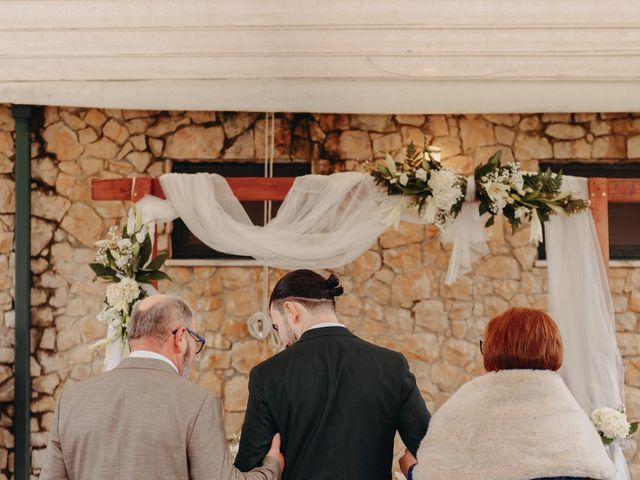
[{"x1": 235, "y1": 327, "x2": 430, "y2": 480}]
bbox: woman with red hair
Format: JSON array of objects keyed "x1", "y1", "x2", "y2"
[{"x1": 401, "y1": 307, "x2": 615, "y2": 480}]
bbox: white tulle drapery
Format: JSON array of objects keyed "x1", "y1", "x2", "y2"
[
  {"x1": 138, "y1": 171, "x2": 489, "y2": 284},
  {"x1": 545, "y1": 176, "x2": 629, "y2": 479}
]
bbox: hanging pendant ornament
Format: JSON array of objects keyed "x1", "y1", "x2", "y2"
[{"x1": 246, "y1": 113, "x2": 281, "y2": 348}]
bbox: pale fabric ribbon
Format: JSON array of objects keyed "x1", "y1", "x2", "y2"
[{"x1": 439, "y1": 176, "x2": 489, "y2": 285}]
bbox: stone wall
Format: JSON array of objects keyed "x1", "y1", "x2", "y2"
[{"x1": 1, "y1": 107, "x2": 640, "y2": 478}]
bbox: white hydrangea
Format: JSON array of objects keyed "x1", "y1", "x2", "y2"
[
  {"x1": 591, "y1": 407, "x2": 630, "y2": 440},
  {"x1": 106, "y1": 278, "x2": 140, "y2": 312},
  {"x1": 96, "y1": 306, "x2": 123, "y2": 329},
  {"x1": 428, "y1": 169, "x2": 464, "y2": 211}
]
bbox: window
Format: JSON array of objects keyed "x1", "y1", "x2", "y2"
[
  {"x1": 170, "y1": 162, "x2": 311, "y2": 260},
  {"x1": 538, "y1": 163, "x2": 640, "y2": 260}
]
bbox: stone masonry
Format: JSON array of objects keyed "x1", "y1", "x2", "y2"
[{"x1": 1, "y1": 107, "x2": 640, "y2": 478}]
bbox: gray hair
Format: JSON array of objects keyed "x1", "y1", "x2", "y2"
[{"x1": 127, "y1": 294, "x2": 194, "y2": 342}]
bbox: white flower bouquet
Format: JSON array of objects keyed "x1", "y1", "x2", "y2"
[
  {"x1": 475, "y1": 150, "x2": 589, "y2": 243},
  {"x1": 591, "y1": 406, "x2": 638, "y2": 445},
  {"x1": 90, "y1": 205, "x2": 170, "y2": 346},
  {"x1": 372, "y1": 142, "x2": 466, "y2": 230}
]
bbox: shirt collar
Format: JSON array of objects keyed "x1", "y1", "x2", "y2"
[
  {"x1": 307, "y1": 322, "x2": 346, "y2": 331},
  {"x1": 129, "y1": 350, "x2": 179, "y2": 374}
]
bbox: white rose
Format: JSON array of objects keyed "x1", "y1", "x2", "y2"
[
  {"x1": 399, "y1": 173, "x2": 409, "y2": 186},
  {"x1": 416, "y1": 168, "x2": 427, "y2": 181}
]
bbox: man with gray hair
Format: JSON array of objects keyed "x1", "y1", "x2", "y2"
[{"x1": 41, "y1": 294, "x2": 283, "y2": 480}]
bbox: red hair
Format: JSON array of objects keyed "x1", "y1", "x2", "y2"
[{"x1": 483, "y1": 307, "x2": 563, "y2": 372}]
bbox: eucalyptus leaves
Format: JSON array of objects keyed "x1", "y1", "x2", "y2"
[{"x1": 89, "y1": 206, "x2": 170, "y2": 347}]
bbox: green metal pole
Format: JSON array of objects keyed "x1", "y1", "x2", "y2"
[{"x1": 12, "y1": 105, "x2": 32, "y2": 480}]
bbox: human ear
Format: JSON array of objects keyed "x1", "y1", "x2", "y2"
[
  {"x1": 173, "y1": 327, "x2": 185, "y2": 353},
  {"x1": 284, "y1": 301, "x2": 300, "y2": 324}
]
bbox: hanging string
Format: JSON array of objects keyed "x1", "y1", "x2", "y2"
[{"x1": 248, "y1": 113, "x2": 281, "y2": 347}]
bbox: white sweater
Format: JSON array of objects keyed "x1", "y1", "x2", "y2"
[{"x1": 414, "y1": 369, "x2": 615, "y2": 480}]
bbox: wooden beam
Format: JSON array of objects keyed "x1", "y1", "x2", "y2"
[
  {"x1": 589, "y1": 177, "x2": 610, "y2": 271},
  {"x1": 91, "y1": 177, "x2": 295, "y2": 202},
  {"x1": 607, "y1": 178, "x2": 640, "y2": 203}
]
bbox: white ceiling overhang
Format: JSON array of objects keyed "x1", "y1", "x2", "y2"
[{"x1": 1, "y1": 0, "x2": 640, "y2": 113}]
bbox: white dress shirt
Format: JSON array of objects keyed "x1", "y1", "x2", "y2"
[
  {"x1": 307, "y1": 322, "x2": 346, "y2": 331},
  {"x1": 129, "y1": 350, "x2": 179, "y2": 374}
]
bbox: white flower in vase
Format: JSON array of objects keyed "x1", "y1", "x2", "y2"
[
  {"x1": 399, "y1": 173, "x2": 409, "y2": 186},
  {"x1": 416, "y1": 168, "x2": 428, "y2": 181}
]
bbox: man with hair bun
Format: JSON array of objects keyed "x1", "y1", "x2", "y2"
[{"x1": 235, "y1": 269, "x2": 431, "y2": 480}]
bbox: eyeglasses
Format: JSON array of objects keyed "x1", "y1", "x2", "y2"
[
  {"x1": 479, "y1": 339, "x2": 484, "y2": 355},
  {"x1": 172, "y1": 326, "x2": 206, "y2": 355}
]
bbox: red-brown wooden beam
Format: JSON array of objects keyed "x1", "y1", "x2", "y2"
[
  {"x1": 607, "y1": 179, "x2": 640, "y2": 203},
  {"x1": 91, "y1": 177, "x2": 295, "y2": 202}
]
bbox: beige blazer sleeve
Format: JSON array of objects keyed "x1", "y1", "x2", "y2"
[
  {"x1": 188, "y1": 394, "x2": 281, "y2": 480},
  {"x1": 40, "y1": 389, "x2": 69, "y2": 480}
]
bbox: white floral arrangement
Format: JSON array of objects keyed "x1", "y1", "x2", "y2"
[
  {"x1": 372, "y1": 143, "x2": 589, "y2": 241},
  {"x1": 89, "y1": 206, "x2": 169, "y2": 348},
  {"x1": 372, "y1": 142, "x2": 466, "y2": 230},
  {"x1": 475, "y1": 151, "x2": 589, "y2": 243},
  {"x1": 591, "y1": 406, "x2": 638, "y2": 445}
]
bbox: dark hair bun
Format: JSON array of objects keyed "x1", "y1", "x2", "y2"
[{"x1": 325, "y1": 274, "x2": 344, "y2": 297}]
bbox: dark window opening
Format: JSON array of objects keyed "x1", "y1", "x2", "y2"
[
  {"x1": 171, "y1": 162, "x2": 311, "y2": 260},
  {"x1": 538, "y1": 163, "x2": 640, "y2": 260}
]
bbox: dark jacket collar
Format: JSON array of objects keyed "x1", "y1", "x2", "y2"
[{"x1": 298, "y1": 326, "x2": 356, "y2": 344}]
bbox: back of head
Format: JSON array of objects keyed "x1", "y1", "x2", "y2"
[
  {"x1": 128, "y1": 294, "x2": 194, "y2": 347},
  {"x1": 269, "y1": 269, "x2": 344, "y2": 313},
  {"x1": 483, "y1": 307, "x2": 563, "y2": 372}
]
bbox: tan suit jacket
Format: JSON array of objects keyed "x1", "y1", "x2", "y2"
[{"x1": 40, "y1": 357, "x2": 280, "y2": 480}]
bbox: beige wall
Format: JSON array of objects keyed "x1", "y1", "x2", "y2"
[{"x1": 0, "y1": 106, "x2": 640, "y2": 478}]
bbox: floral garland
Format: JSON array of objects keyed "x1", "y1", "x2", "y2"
[
  {"x1": 372, "y1": 143, "x2": 466, "y2": 230},
  {"x1": 89, "y1": 206, "x2": 170, "y2": 348},
  {"x1": 372, "y1": 142, "x2": 590, "y2": 239}
]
